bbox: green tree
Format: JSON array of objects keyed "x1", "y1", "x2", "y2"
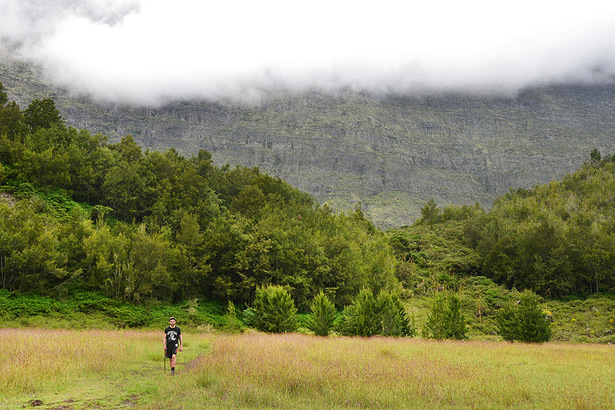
[
  {"x1": 23, "y1": 98, "x2": 63, "y2": 133},
  {"x1": 252, "y1": 285, "x2": 298, "y2": 333},
  {"x1": 497, "y1": 290, "x2": 551, "y2": 343},
  {"x1": 0, "y1": 101, "x2": 27, "y2": 142},
  {"x1": 423, "y1": 293, "x2": 467, "y2": 340},
  {"x1": 336, "y1": 288, "x2": 380, "y2": 337},
  {"x1": 377, "y1": 291, "x2": 415, "y2": 337},
  {"x1": 83, "y1": 222, "x2": 132, "y2": 299},
  {"x1": 420, "y1": 199, "x2": 441, "y2": 224},
  {"x1": 0, "y1": 82, "x2": 7, "y2": 107},
  {"x1": 305, "y1": 291, "x2": 337, "y2": 336},
  {"x1": 0, "y1": 201, "x2": 68, "y2": 293},
  {"x1": 222, "y1": 301, "x2": 243, "y2": 333}
]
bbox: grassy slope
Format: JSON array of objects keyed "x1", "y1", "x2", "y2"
[{"x1": 3, "y1": 288, "x2": 613, "y2": 344}]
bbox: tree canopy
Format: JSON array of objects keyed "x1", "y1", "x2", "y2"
[{"x1": 0, "y1": 86, "x2": 399, "y2": 307}]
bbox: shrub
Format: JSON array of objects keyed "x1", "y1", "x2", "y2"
[
  {"x1": 337, "y1": 289, "x2": 414, "y2": 337},
  {"x1": 497, "y1": 290, "x2": 551, "y2": 343},
  {"x1": 377, "y1": 291, "x2": 415, "y2": 337},
  {"x1": 305, "y1": 291, "x2": 336, "y2": 336},
  {"x1": 252, "y1": 285, "x2": 298, "y2": 333},
  {"x1": 336, "y1": 288, "x2": 380, "y2": 337},
  {"x1": 222, "y1": 301, "x2": 243, "y2": 333},
  {"x1": 423, "y1": 293, "x2": 467, "y2": 340}
]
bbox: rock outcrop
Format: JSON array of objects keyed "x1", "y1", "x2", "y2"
[{"x1": 2, "y1": 56, "x2": 615, "y2": 227}]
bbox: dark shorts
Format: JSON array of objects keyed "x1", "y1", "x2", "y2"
[{"x1": 165, "y1": 345, "x2": 178, "y2": 359}]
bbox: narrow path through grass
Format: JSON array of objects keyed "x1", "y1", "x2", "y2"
[{"x1": 0, "y1": 329, "x2": 211, "y2": 409}]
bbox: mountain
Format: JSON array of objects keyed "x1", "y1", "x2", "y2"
[{"x1": 2, "y1": 53, "x2": 615, "y2": 228}]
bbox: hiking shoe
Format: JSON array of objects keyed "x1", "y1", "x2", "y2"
[{"x1": 171, "y1": 369, "x2": 175, "y2": 375}]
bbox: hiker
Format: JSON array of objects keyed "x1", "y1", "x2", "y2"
[{"x1": 164, "y1": 317, "x2": 182, "y2": 375}]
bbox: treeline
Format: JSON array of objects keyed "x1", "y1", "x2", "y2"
[
  {"x1": 389, "y1": 149, "x2": 615, "y2": 298},
  {"x1": 0, "y1": 83, "x2": 398, "y2": 308},
  {"x1": 2, "y1": 82, "x2": 614, "y2": 309}
]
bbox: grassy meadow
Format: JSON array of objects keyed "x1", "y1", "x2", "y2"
[{"x1": 1, "y1": 329, "x2": 613, "y2": 409}]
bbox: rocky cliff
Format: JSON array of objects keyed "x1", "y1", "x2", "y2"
[{"x1": 2, "y1": 55, "x2": 615, "y2": 227}]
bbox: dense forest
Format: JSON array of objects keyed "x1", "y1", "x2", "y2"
[
  {"x1": 1, "y1": 81, "x2": 614, "y2": 312},
  {"x1": 0, "y1": 83, "x2": 397, "y2": 309},
  {"x1": 389, "y1": 149, "x2": 615, "y2": 298}
]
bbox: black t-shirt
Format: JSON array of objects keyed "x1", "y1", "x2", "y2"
[{"x1": 165, "y1": 326, "x2": 181, "y2": 350}]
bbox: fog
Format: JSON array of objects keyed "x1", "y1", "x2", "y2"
[{"x1": 2, "y1": 0, "x2": 615, "y2": 105}]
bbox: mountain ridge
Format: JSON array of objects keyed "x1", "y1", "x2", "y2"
[{"x1": 2, "y1": 54, "x2": 615, "y2": 227}]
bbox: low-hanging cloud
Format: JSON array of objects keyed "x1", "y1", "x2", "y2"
[{"x1": 2, "y1": 0, "x2": 615, "y2": 105}]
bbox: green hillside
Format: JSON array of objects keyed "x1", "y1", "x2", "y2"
[{"x1": 2, "y1": 86, "x2": 614, "y2": 342}]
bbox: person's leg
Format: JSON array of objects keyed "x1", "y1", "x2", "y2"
[{"x1": 171, "y1": 353, "x2": 177, "y2": 374}]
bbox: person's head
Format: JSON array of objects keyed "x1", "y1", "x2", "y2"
[{"x1": 169, "y1": 317, "x2": 176, "y2": 327}]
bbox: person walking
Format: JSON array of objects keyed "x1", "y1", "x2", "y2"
[{"x1": 164, "y1": 317, "x2": 182, "y2": 375}]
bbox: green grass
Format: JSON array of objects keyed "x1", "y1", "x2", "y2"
[
  {"x1": 3, "y1": 329, "x2": 612, "y2": 409},
  {"x1": 2, "y1": 289, "x2": 614, "y2": 343},
  {"x1": 0, "y1": 329, "x2": 211, "y2": 409}
]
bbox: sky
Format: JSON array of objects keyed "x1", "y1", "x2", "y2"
[{"x1": 1, "y1": 0, "x2": 615, "y2": 105}]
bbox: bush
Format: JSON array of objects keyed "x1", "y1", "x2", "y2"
[
  {"x1": 497, "y1": 290, "x2": 551, "y2": 343},
  {"x1": 337, "y1": 289, "x2": 415, "y2": 337},
  {"x1": 252, "y1": 285, "x2": 298, "y2": 333},
  {"x1": 377, "y1": 291, "x2": 415, "y2": 337},
  {"x1": 305, "y1": 291, "x2": 336, "y2": 336},
  {"x1": 336, "y1": 288, "x2": 380, "y2": 337},
  {"x1": 222, "y1": 301, "x2": 243, "y2": 333},
  {"x1": 423, "y1": 293, "x2": 467, "y2": 340}
]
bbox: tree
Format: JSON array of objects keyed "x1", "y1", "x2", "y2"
[
  {"x1": 423, "y1": 293, "x2": 467, "y2": 340},
  {"x1": 336, "y1": 288, "x2": 380, "y2": 337},
  {"x1": 0, "y1": 101, "x2": 26, "y2": 141},
  {"x1": 0, "y1": 201, "x2": 68, "y2": 293},
  {"x1": 305, "y1": 291, "x2": 337, "y2": 336},
  {"x1": 497, "y1": 290, "x2": 551, "y2": 343},
  {"x1": 0, "y1": 82, "x2": 7, "y2": 107},
  {"x1": 23, "y1": 99, "x2": 63, "y2": 133},
  {"x1": 377, "y1": 291, "x2": 415, "y2": 337},
  {"x1": 420, "y1": 199, "x2": 441, "y2": 224},
  {"x1": 252, "y1": 285, "x2": 298, "y2": 333}
]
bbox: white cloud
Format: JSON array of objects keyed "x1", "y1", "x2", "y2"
[{"x1": 2, "y1": 0, "x2": 615, "y2": 104}]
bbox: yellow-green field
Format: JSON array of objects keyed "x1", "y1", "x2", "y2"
[{"x1": 1, "y1": 329, "x2": 613, "y2": 409}]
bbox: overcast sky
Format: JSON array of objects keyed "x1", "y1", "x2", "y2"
[{"x1": 1, "y1": 0, "x2": 615, "y2": 105}]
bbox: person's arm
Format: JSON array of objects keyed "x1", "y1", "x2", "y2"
[
  {"x1": 163, "y1": 331, "x2": 167, "y2": 350},
  {"x1": 179, "y1": 333, "x2": 183, "y2": 352}
]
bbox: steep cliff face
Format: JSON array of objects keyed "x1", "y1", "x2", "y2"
[{"x1": 2, "y1": 56, "x2": 615, "y2": 227}]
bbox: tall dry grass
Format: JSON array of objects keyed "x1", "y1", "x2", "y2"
[
  {"x1": 156, "y1": 333, "x2": 615, "y2": 409},
  {"x1": 0, "y1": 328, "x2": 159, "y2": 393},
  {"x1": 2, "y1": 329, "x2": 613, "y2": 409}
]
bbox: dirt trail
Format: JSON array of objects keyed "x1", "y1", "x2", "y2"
[{"x1": 27, "y1": 347, "x2": 209, "y2": 409}]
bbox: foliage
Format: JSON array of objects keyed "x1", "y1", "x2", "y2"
[
  {"x1": 336, "y1": 288, "x2": 414, "y2": 337},
  {"x1": 475, "y1": 156, "x2": 615, "y2": 297},
  {"x1": 252, "y1": 285, "x2": 298, "y2": 333},
  {"x1": 497, "y1": 290, "x2": 552, "y2": 343},
  {"x1": 222, "y1": 301, "x2": 244, "y2": 333},
  {"x1": 0, "y1": 87, "x2": 400, "y2": 307},
  {"x1": 387, "y1": 206, "x2": 484, "y2": 296},
  {"x1": 0, "y1": 290, "x2": 225, "y2": 329},
  {"x1": 305, "y1": 291, "x2": 337, "y2": 336},
  {"x1": 336, "y1": 288, "x2": 380, "y2": 337},
  {"x1": 392, "y1": 152, "x2": 615, "y2": 300},
  {"x1": 377, "y1": 291, "x2": 416, "y2": 337},
  {"x1": 423, "y1": 292, "x2": 467, "y2": 340}
]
